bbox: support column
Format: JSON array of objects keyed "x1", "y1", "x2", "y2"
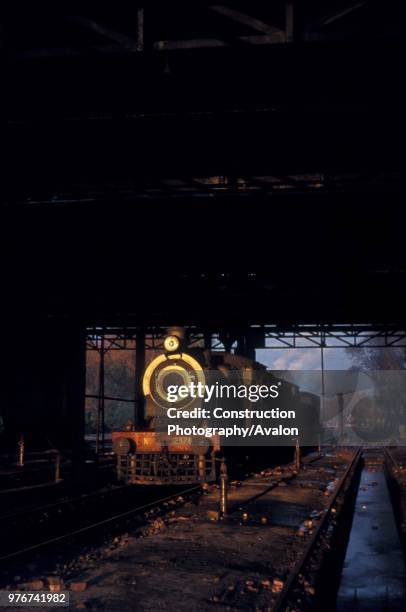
[
  {"x1": 67, "y1": 322, "x2": 87, "y2": 474},
  {"x1": 135, "y1": 328, "x2": 146, "y2": 426},
  {"x1": 136, "y1": 8, "x2": 144, "y2": 51},
  {"x1": 236, "y1": 335, "x2": 256, "y2": 360},
  {"x1": 219, "y1": 331, "x2": 235, "y2": 353},
  {"x1": 285, "y1": 0, "x2": 303, "y2": 43},
  {"x1": 337, "y1": 392, "x2": 345, "y2": 442},
  {"x1": 203, "y1": 330, "x2": 212, "y2": 351}
]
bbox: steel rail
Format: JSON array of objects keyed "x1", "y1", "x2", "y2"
[
  {"x1": 0, "y1": 484, "x2": 130, "y2": 522},
  {"x1": 384, "y1": 447, "x2": 404, "y2": 472},
  {"x1": 0, "y1": 485, "x2": 201, "y2": 563},
  {"x1": 272, "y1": 447, "x2": 362, "y2": 612}
]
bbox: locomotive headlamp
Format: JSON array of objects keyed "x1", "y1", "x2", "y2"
[
  {"x1": 143, "y1": 352, "x2": 205, "y2": 410},
  {"x1": 164, "y1": 335, "x2": 181, "y2": 352}
]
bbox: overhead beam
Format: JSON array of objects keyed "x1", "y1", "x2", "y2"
[
  {"x1": 321, "y1": 1, "x2": 367, "y2": 26},
  {"x1": 67, "y1": 16, "x2": 138, "y2": 51},
  {"x1": 239, "y1": 33, "x2": 286, "y2": 44},
  {"x1": 209, "y1": 5, "x2": 284, "y2": 36},
  {"x1": 14, "y1": 44, "x2": 127, "y2": 60},
  {"x1": 136, "y1": 8, "x2": 144, "y2": 52},
  {"x1": 15, "y1": 31, "x2": 290, "y2": 58},
  {"x1": 153, "y1": 33, "x2": 286, "y2": 50},
  {"x1": 154, "y1": 38, "x2": 227, "y2": 50}
]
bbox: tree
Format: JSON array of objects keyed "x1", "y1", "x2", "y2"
[{"x1": 345, "y1": 347, "x2": 406, "y2": 370}]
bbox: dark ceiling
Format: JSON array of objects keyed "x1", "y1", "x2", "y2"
[{"x1": 2, "y1": 3, "x2": 406, "y2": 329}]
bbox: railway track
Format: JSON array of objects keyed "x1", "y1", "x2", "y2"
[
  {"x1": 385, "y1": 446, "x2": 406, "y2": 475},
  {"x1": 0, "y1": 451, "x2": 115, "y2": 494},
  {"x1": 0, "y1": 483, "x2": 201, "y2": 571},
  {"x1": 0, "y1": 484, "x2": 128, "y2": 524},
  {"x1": 38, "y1": 446, "x2": 359, "y2": 611},
  {"x1": 272, "y1": 447, "x2": 362, "y2": 611},
  {"x1": 2, "y1": 448, "x2": 366, "y2": 611},
  {"x1": 384, "y1": 445, "x2": 406, "y2": 553},
  {"x1": 0, "y1": 453, "x2": 312, "y2": 588},
  {"x1": 0, "y1": 452, "x2": 306, "y2": 568}
]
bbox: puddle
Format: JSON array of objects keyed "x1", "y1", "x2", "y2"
[{"x1": 336, "y1": 458, "x2": 406, "y2": 611}]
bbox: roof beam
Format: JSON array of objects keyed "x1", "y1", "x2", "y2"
[
  {"x1": 153, "y1": 32, "x2": 286, "y2": 50},
  {"x1": 13, "y1": 44, "x2": 135, "y2": 60},
  {"x1": 67, "y1": 16, "x2": 138, "y2": 51},
  {"x1": 209, "y1": 5, "x2": 284, "y2": 37},
  {"x1": 154, "y1": 38, "x2": 227, "y2": 50},
  {"x1": 321, "y1": 1, "x2": 367, "y2": 26}
]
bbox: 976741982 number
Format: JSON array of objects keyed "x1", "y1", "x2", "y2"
[{"x1": 0, "y1": 592, "x2": 69, "y2": 607}]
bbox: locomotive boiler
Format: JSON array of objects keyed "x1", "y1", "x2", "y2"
[{"x1": 112, "y1": 329, "x2": 320, "y2": 485}]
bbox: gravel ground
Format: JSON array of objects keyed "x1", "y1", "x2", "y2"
[{"x1": 4, "y1": 449, "x2": 356, "y2": 611}]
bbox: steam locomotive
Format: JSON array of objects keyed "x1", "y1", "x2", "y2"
[{"x1": 112, "y1": 329, "x2": 320, "y2": 485}]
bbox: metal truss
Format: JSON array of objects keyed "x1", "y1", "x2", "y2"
[
  {"x1": 263, "y1": 325, "x2": 406, "y2": 349},
  {"x1": 86, "y1": 329, "x2": 206, "y2": 351},
  {"x1": 86, "y1": 324, "x2": 406, "y2": 351},
  {"x1": 85, "y1": 322, "x2": 406, "y2": 453},
  {"x1": 8, "y1": 2, "x2": 398, "y2": 62}
]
